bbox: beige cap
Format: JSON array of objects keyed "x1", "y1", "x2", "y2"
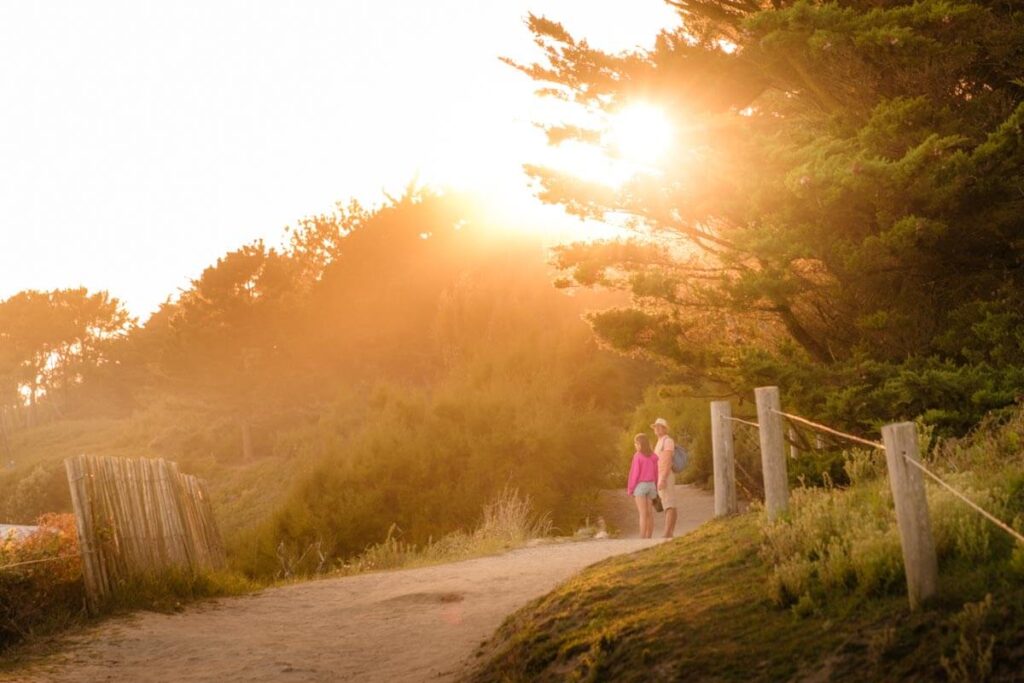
[{"x1": 650, "y1": 417, "x2": 669, "y2": 430}]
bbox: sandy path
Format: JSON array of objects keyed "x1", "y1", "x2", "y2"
[{"x1": 7, "y1": 485, "x2": 712, "y2": 683}]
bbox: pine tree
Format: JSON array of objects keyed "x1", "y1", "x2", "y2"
[{"x1": 511, "y1": 0, "x2": 1024, "y2": 430}]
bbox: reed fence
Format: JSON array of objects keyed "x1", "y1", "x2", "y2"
[{"x1": 64, "y1": 454, "x2": 225, "y2": 611}]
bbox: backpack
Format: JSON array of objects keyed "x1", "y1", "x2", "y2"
[{"x1": 671, "y1": 443, "x2": 689, "y2": 473}]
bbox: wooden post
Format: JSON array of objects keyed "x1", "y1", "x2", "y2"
[
  {"x1": 710, "y1": 401, "x2": 738, "y2": 517},
  {"x1": 881, "y1": 422, "x2": 938, "y2": 609},
  {"x1": 65, "y1": 456, "x2": 101, "y2": 612},
  {"x1": 754, "y1": 386, "x2": 789, "y2": 520},
  {"x1": 788, "y1": 427, "x2": 800, "y2": 459}
]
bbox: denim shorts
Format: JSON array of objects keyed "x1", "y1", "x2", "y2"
[{"x1": 633, "y1": 481, "x2": 657, "y2": 499}]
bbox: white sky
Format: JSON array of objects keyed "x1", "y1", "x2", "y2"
[{"x1": 0, "y1": 1, "x2": 679, "y2": 318}]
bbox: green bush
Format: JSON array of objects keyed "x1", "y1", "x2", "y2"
[{"x1": 233, "y1": 364, "x2": 623, "y2": 579}]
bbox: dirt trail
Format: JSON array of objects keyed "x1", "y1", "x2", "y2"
[{"x1": 7, "y1": 485, "x2": 712, "y2": 683}]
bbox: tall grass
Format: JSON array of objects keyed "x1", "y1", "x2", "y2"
[
  {"x1": 759, "y1": 410, "x2": 1024, "y2": 613},
  {"x1": 283, "y1": 488, "x2": 553, "y2": 578}
]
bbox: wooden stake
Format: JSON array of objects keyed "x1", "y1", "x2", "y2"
[
  {"x1": 754, "y1": 386, "x2": 789, "y2": 520},
  {"x1": 882, "y1": 422, "x2": 938, "y2": 609},
  {"x1": 710, "y1": 401, "x2": 738, "y2": 517}
]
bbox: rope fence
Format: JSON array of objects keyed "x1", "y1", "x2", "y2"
[
  {"x1": 901, "y1": 455, "x2": 1024, "y2": 546},
  {"x1": 764, "y1": 407, "x2": 1023, "y2": 547},
  {"x1": 712, "y1": 386, "x2": 1024, "y2": 609},
  {"x1": 771, "y1": 409, "x2": 884, "y2": 450},
  {"x1": 0, "y1": 553, "x2": 82, "y2": 572},
  {"x1": 721, "y1": 415, "x2": 760, "y2": 429}
]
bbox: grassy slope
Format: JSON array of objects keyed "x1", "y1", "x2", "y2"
[
  {"x1": 467, "y1": 514, "x2": 1024, "y2": 682},
  {"x1": 0, "y1": 418, "x2": 305, "y2": 540}
]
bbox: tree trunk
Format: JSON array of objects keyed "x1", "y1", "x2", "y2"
[
  {"x1": 28, "y1": 383, "x2": 37, "y2": 428},
  {"x1": 775, "y1": 303, "x2": 832, "y2": 364},
  {"x1": 240, "y1": 418, "x2": 254, "y2": 461},
  {"x1": 0, "y1": 407, "x2": 11, "y2": 458}
]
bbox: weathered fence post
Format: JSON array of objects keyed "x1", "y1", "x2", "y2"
[
  {"x1": 754, "y1": 386, "x2": 789, "y2": 520},
  {"x1": 65, "y1": 455, "x2": 103, "y2": 613},
  {"x1": 881, "y1": 422, "x2": 938, "y2": 609},
  {"x1": 788, "y1": 426, "x2": 800, "y2": 459},
  {"x1": 710, "y1": 401, "x2": 738, "y2": 517}
]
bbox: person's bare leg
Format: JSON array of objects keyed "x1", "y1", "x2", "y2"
[
  {"x1": 634, "y1": 496, "x2": 648, "y2": 537},
  {"x1": 663, "y1": 507, "x2": 678, "y2": 538},
  {"x1": 644, "y1": 499, "x2": 655, "y2": 538}
]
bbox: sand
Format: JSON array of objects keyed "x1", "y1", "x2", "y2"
[{"x1": 5, "y1": 485, "x2": 712, "y2": 683}]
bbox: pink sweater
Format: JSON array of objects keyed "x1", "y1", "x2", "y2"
[{"x1": 627, "y1": 451, "x2": 659, "y2": 495}]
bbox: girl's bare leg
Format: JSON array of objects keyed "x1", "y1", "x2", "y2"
[
  {"x1": 643, "y1": 498, "x2": 654, "y2": 538},
  {"x1": 634, "y1": 495, "x2": 648, "y2": 537}
]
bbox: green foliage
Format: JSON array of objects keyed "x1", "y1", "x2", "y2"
[
  {"x1": 761, "y1": 407, "x2": 1024, "y2": 615},
  {"x1": 234, "y1": 358, "x2": 623, "y2": 578},
  {"x1": 760, "y1": 482, "x2": 905, "y2": 606},
  {"x1": 0, "y1": 288, "x2": 133, "y2": 426},
  {"x1": 940, "y1": 595, "x2": 996, "y2": 683},
  {"x1": 100, "y1": 567, "x2": 255, "y2": 615},
  {"x1": 468, "y1": 404, "x2": 1024, "y2": 680},
  {"x1": 510, "y1": 0, "x2": 1024, "y2": 435}
]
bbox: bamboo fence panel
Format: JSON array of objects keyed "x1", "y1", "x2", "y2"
[{"x1": 64, "y1": 454, "x2": 226, "y2": 611}]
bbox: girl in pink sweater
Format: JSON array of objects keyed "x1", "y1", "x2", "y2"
[{"x1": 627, "y1": 433, "x2": 659, "y2": 538}]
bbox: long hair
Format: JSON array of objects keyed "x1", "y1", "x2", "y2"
[{"x1": 634, "y1": 433, "x2": 653, "y2": 456}]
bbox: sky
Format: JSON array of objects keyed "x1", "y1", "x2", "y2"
[{"x1": 0, "y1": 1, "x2": 679, "y2": 318}]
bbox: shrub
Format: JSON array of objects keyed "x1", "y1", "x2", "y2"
[
  {"x1": 760, "y1": 479, "x2": 905, "y2": 608},
  {"x1": 0, "y1": 513, "x2": 84, "y2": 650},
  {"x1": 1, "y1": 513, "x2": 254, "y2": 653},
  {"x1": 233, "y1": 369, "x2": 619, "y2": 579},
  {"x1": 941, "y1": 595, "x2": 996, "y2": 683}
]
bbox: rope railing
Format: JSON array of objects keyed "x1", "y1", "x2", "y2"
[
  {"x1": 762, "y1": 407, "x2": 1023, "y2": 547},
  {"x1": 714, "y1": 387, "x2": 1024, "y2": 609},
  {"x1": 721, "y1": 415, "x2": 759, "y2": 429},
  {"x1": 771, "y1": 409, "x2": 884, "y2": 450},
  {"x1": 901, "y1": 455, "x2": 1024, "y2": 546},
  {"x1": 0, "y1": 553, "x2": 82, "y2": 572}
]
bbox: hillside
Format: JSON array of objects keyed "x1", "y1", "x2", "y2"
[
  {"x1": 466, "y1": 514, "x2": 1024, "y2": 682},
  {"x1": 466, "y1": 413, "x2": 1024, "y2": 682}
]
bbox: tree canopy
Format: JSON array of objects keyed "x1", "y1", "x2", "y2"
[
  {"x1": 0, "y1": 289, "x2": 132, "y2": 428},
  {"x1": 512, "y1": 0, "x2": 1024, "y2": 432}
]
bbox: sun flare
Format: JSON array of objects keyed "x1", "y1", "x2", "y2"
[
  {"x1": 541, "y1": 102, "x2": 676, "y2": 190},
  {"x1": 606, "y1": 103, "x2": 674, "y2": 166}
]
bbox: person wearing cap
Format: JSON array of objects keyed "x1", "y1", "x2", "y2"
[{"x1": 651, "y1": 417, "x2": 678, "y2": 537}]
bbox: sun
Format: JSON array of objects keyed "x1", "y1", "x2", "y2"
[
  {"x1": 606, "y1": 103, "x2": 674, "y2": 167},
  {"x1": 536, "y1": 102, "x2": 676, "y2": 189}
]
